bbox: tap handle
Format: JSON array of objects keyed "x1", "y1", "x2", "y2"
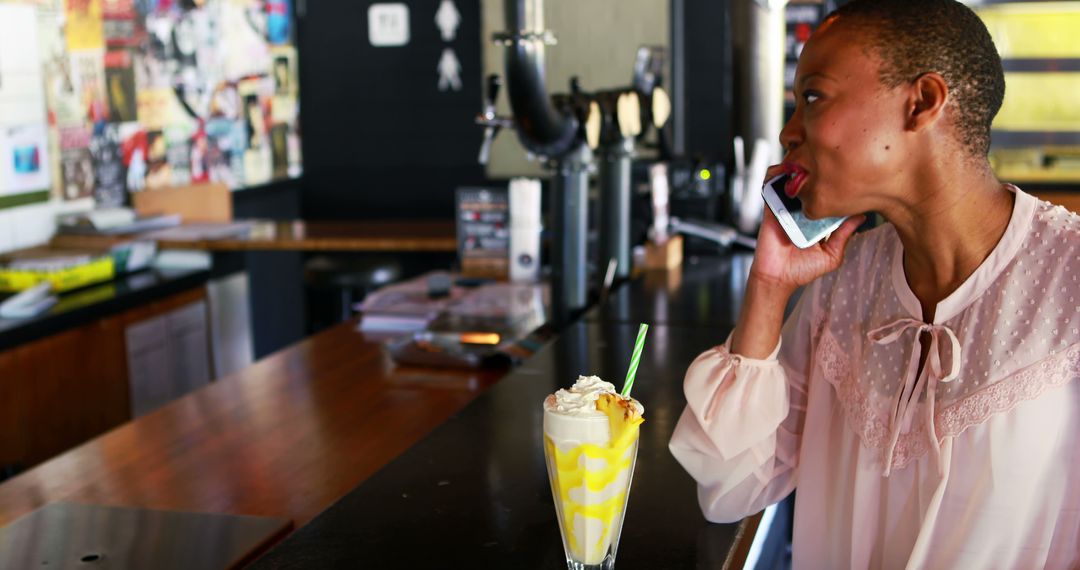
[
  {"x1": 478, "y1": 126, "x2": 497, "y2": 165},
  {"x1": 478, "y1": 75, "x2": 505, "y2": 164},
  {"x1": 485, "y1": 74, "x2": 502, "y2": 110},
  {"x1": 570, "y1": 76, "x2": 582, "y2": 96}
]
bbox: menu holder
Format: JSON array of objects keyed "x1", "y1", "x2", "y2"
[{"x1": 456, "y1": 186, "x2": 510, "y2": 279}]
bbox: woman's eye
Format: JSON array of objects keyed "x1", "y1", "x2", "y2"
[{"x1": 802, "y1": 91, "x2": 820, "y2": 105}]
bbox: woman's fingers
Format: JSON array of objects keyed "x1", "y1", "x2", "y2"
[
  {"x1": 820, "y1": 214, "x2": 867, "y2": 262},
  {"x1": 761, "y1": 164, "x2": 785, "y2": 187}
]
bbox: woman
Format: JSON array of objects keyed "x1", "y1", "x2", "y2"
[{"x1": 668, "y1": 1, "x2": 1080, "y2": 568}]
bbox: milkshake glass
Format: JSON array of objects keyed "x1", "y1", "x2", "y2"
[{"x1": 543, "y1": 376, "x2": 644, "y2": 570}]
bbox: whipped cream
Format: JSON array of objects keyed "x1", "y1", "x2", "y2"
[{"x1": 545, "y1": 375, "x2": 618, "y2": 417}]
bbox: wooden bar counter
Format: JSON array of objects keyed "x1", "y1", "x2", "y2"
[
  {"x1": 158, "y1": 220, "x2": 458, "y2": 252},
  {"x1": 0, "y1": 254, "x2": 763, "y2": 568},
  {"x1": 49, "y1": 220, "x2": 459, "y2": 253},
  {"x1": 0, "y1": 322, "x2": 502, "y2": 529}
]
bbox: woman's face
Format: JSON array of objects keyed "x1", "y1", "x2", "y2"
[{"x1": 779, "y1": 18, "x2": 912, "y2": 219}]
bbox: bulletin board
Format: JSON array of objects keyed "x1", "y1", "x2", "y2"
[{"x1": 0, "y1": 0, "x2": 301, "y2": 211}]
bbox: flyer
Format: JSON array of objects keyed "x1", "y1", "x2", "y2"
[
  {"x1": 138, "y1": 13, "x2": 175, "y2": 90},
  {"x1": 61, "y1": 147, "x2": 96, "y2": 200},
  {"x1": 165, "y1": 126, "x2": 192, "y2": 186},
  {"x1": 184, "y1": 121, "x2": 204, "y2": 181},
  {"x1": 144, "y1": 129, "x2": 171, "y2": 188},
  {"x1": 0, "y1": 124, "x2": 52, "y2": 196},
  {"x1": 70, "y1": 50, "x2": 110, "y2": 124},
  {"x1": 270, "y1": 46, "x2": 297, "y2": 96},
  {"x1": 65, "y1": 0, "x2": 105, "y2": 51},
  {"x1": 221, "y1": 0, "x2": 270, "y2": 81},
  {"x1": 105, "y1": 49, "x2": 138, "y2": 122},
  {"x1": 286, "y1": 123, "x2": 301, "y2": 178},
  {"x1": 243, "y1": 146, "x2": 271, "y2": 186},
  {"x1": 270, "y1": 95, "x2": 295, "y2": 125},
  {"x1": 91, "y1": 124, "x2": 126, "y2": 206},
  {"x1": 136, "y1": 87, "x2": 175, "y2": 131},
  {"x1": 266, "y1": 0, "x2": 291, "y2": 44},
  {"x1": 103, "y1": 0, "x2": 143, "y2": 48},
  {"x1": 270, "y1": 123, "x2": 287, "y2": 178},
  {"x1": 48, "y1": 54, "x2": 86, "y2": 127},
  {"x1": 118, "y1": 122, "x2": 147, "y2": 192},
  {"x1": 238, "y1": 78, "x2": 270, "y2": 151}
]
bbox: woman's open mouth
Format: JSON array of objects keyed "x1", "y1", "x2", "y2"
[{"x1": 782, "y1": 162, "x2": 809, "y2": 198}]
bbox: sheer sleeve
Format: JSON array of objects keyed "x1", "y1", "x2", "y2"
[{"x1": 668, "y1": 284, "x2": 818, "y2": 523}]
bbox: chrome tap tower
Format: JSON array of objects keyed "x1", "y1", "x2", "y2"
[{"x1": 477, "y1": 0, "x2": 669, "y2": 326}]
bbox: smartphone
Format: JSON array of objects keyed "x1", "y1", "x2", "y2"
[{"x1": 761, "y1": 174, "x2": 847, "y2": 248}]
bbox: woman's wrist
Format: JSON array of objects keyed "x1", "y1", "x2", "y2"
[
  {"x1": 745, "y1": 259, "x2": 801, "y2": 297},
  {"x1": 745, "y1": 271, "x2": 799, "y2": 301},
  {"x1": 730, "y1": 275, "x2": 794, "y2": 359}
]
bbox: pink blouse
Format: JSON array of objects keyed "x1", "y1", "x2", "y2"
[{"x1": 669, "y1": 188, "x2": 1080, "y2": 569}]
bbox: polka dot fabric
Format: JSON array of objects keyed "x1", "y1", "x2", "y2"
[{"x1": 814, "y1": 187, "x2": 1080, "y2": 471}]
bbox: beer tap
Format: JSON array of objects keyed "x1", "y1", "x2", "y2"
[{"x1": 476, "y1": 75, "x2": 515, "y2": 165}]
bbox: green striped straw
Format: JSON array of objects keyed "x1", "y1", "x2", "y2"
[{"x1": 621, "y1": 323, "x2": 649, "y2": 397}]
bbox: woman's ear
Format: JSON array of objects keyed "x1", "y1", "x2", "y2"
[{"x1": 906, "y1": 72, "x2": 949, "y2": 132}]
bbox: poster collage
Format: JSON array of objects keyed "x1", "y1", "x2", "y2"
[{"x1": 0, "y1": 0, "x2": 301, "y2": 209}]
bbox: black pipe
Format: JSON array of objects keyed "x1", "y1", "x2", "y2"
[
  {"x1": 550, "y1": 144, "x2": 591, "y2": 326},
  {"x1": 599, "y1": 137, "x2": 633, "y2": 281},
  {"x1": 502, "y1": 0, "x2": 578, "y2": 159}
]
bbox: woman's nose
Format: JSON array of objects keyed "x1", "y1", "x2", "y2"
[{"x1": 779, "y1": 112, "x2": 803, "y2": 151}]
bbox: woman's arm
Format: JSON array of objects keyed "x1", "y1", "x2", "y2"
[
  {"x1": 669, "y1": 288, "x2": 816, "y2": 522},
  {"x1": 669, "y1": 164, "x2": 865, "y2": 522}
]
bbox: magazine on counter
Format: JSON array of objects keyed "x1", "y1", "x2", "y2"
[{"x1": 355, "y1": 272, "x2": 547, "y2": 335}]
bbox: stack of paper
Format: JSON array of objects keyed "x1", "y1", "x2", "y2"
[{"x1": 356, "y1": 271, "x2": 465, "y2": 333}]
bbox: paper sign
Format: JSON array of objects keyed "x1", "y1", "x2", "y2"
[
  {"x1": 456, "y1": 188, "x2": 509, "y2": 256},
  {"x1": 456, "y1": 187, "x2": 510, "y2": 279},
  {"x1": 0, "y1": 124, "x2": 52, "y2": 196},
  {"x1": 369, "y1": 3, "x2": 409, "y2": 47},
  {"x1": 0, "y1": 5, "x2": 48, "y2": 125}
]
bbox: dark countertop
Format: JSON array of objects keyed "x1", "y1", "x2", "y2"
[
  {"x1": 0, "y1": 268, "x2": 210, "y2": 351},
  {"x1": 251, "y1": 258, "x2": 747, "y2": 569},
  {"x1": 589, "y1": 253, "x2": 753, "y2": 328},
  {"x1": 251, "y1": 322, "x2": 737, "y2": 569}
]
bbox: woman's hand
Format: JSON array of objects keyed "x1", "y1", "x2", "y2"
[
  {"x1": 730, "y1": 165, "x2": 865, "y2": 359},
  {"x1": 749, "y1": 166, "x2": 866, "y2": 295}
]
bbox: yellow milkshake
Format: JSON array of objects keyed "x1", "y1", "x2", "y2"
[{"x1": 543, "y1": 376, "x2": 644, "y2": 570}]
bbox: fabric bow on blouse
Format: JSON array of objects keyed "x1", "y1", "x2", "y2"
[{"x1": 867, "y1": 318, "x2": 962, "y2": 477}]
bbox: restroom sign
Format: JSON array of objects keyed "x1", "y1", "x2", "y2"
[
  {"x1": 368, "y1": 4, "x2": 410, "y2": 47},
  {"x1": 435, "y1": 0, "x2": 460, "y2": 42},
  {"x1": 437, "y1": 48, "x2": 461, "y2": 91}
]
